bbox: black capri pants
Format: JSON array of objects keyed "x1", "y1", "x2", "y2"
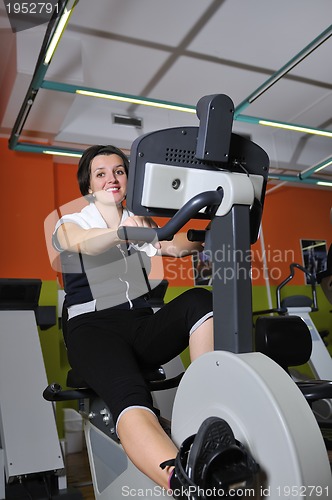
[{"x1": 65, "y1": 287, "x2": 212, "y2": 426}]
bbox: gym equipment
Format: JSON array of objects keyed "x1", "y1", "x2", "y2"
[
  {"x1": 317, "y1": 243, "x2": 332, "y2": 307},
  {"x1": 256, "y1": 261, "x2": 332, "y2": 425},
  {"x1": 278, "y1": 263, "x2": 332, "y2": 430},
  {"x1": 277, "y1": 263, "x2": 332, "y2": 382},
  {"x1": 0, "y1": 278, "x2": 81, "y2": 499},
  {"x1": 255, "y1": 315, "x2": 332, "y2": 403},
  {"x1": 316, "y1": 244, "x2": 332, "y2": 439},
  {"x1": 45, "y1": 94, "x2": 332, "y2": 499}
]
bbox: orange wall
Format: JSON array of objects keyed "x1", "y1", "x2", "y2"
[
  {"x1": 0, "y1": 142, "x2": 56, "y2": 279},
  {"x1": 0, "y1": 138, "x2": 331, "y2": 285},
  {"x1": 254, "y1": 186, "x2": 331, "y2": 286}
]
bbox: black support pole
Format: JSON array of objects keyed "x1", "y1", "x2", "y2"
[{"x1": 211, "y1": 205, "x2": 253, "y2": 353}]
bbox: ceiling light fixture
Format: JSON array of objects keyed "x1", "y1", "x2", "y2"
[
  {"x1": 258, "y1": 119, "x2": 332, "y2": 138},
  {"x1": 234, "y1": 25, "x2": 332, "y2": 116},
  {"x1": 314, "y1": 159, "x2": 332, "y2": 172},
  {"x1": 43, "y1": 150, "x2": 82, "y2": 158},
  {"x1": 268, "y1": 172, "x2": 332, "y2": 187},
  {"x1": 44, "y1": 0, "x2": 77, "y2": 65},
  {"x1": 13, "y1": 142, "x2": 84, "y2": 157},
  {"x1": 75, "y1": 89, "x2": 197, "y2": 114},
  {"x1": 300, "y1": 157, "x2": 332, "y2": 179},
  {"x1": 43, "y1": 81, "x2": 332, "y2": 141},
  {"x1": 316, "y1": 181, "x2": 332, "y2": 187}
]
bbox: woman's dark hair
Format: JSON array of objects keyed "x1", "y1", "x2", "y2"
[{"x1": 77, "y1": 144, "x2": 129, "y2": 196}]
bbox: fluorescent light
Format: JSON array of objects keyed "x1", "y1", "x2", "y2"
[
  {"x1": 317, "y1": 181, "x2": 332, "y2": 187},
  {"x1": 259, "y1": 120, "x2": 332, "y2": 138},
  {"x1": 76, "y1": 90, "x2": 196, "y2": 114},
  {"x1": 314, "y1": 159, "x2": 332, "y2": 173},
  {"x1": 234, "y1": 25, "x2": 332, "y2": 116},
  {"x1": 44, "y1": 1, "x2": 76, "y2": 64},
  {"x1": 267, "y1": 172, "x2": 332, "y2": 187},
  {"x1": 247, "y1": 27, "x2": 332, "y2": 105},
  {"x1": 299, "y1": 157, "x2": 332, "y2": 179},
  {"x1": 302, "y1": 242, "x2": 326, "y2": 251},
  {"x1": 43, "y1": 150, "x2": 82, "y2": 158}
]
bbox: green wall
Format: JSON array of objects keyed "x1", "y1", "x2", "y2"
[{"x1": 39, "y1": 280, "x2": 79, "y2": 438}]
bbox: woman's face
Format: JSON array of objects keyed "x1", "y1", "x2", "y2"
[{"x1": 89, "y1": 154, "x2": 127, "y2": 206}]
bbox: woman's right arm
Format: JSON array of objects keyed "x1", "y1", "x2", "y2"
[
  {"x1": 56, "y1": 223, "x2": 121, "y2": 256},
  {"x1": 56, "y1": 214, "x2": 159, "y2": 256}
]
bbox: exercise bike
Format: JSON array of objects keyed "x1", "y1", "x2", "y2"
[
  {"x1": 254, "y1": 257, "x2": 332, "y2": 434},
  {"x1": 45, "y1": 94, "x2": 332, "y2": 499},
  {"x1": 317, "y1": 243, "x2": 332, "y2": 307}
]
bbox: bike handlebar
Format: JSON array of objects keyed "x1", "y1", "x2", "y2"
[
  {"x1": 276, "y1": 263, "x2": 318, "y2": 311},
  {"x1": 117, "y1": 190, "x2": 223, "y2": 242}
]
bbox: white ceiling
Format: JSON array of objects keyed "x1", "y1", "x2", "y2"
[{"x1": 0, "y1": 0, "x2": 332, "y2": 187}]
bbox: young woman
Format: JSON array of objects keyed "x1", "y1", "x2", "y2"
[{"x1": 53, "y1": 144, "x2": 214, "y2": 490}]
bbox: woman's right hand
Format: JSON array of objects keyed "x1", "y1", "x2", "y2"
[{"x1": 121, "y1": 216, "x2": 161, "y2": 249}]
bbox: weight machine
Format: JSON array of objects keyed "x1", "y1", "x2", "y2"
[{"x1": 0, "y1": 278, "x2": 81, "y2": 499}]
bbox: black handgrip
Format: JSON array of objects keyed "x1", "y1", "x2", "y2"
[
  {"x1": 117, "y1": 226, "x2": 160, "y2": 243},
  {"x1": 43, "y1": 383, "x2": 95, "y2": 402},
  {"x1": 187, "y1": 230, "x2": 206, "y2": 242},
  {"x1": 276, "y1": 263, "x2": 318, "y2": 311}
]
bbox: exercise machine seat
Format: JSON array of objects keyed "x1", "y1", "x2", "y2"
[
  {"x1": 255, "y1": 315, "x2": 332, "y2": 403},
  {"x1": 44, "y1": 363, "x2": 183, "y2": 402},
  {"x1": 281, "y1": 295, "x2": 313, "y2": 309}
]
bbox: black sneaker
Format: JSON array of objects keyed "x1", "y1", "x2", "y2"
[{"x1": 186, "y1": 416, "x2": 259, "y2": 497}]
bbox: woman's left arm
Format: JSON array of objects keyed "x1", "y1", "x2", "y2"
[{"x1": 159, "y1": 233, "x2": 203, "y2": 257}]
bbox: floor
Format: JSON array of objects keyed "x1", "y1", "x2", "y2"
[
  {"x1": 66, "y1": 446, "x2": 332, "y2": 500},
  {"x1": 66, "y1": 448, "x2": 95, "y2": 500}
]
